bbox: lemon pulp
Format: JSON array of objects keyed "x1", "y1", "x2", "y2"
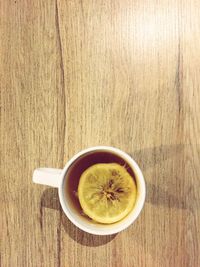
[{"x1": 78, "y1": 163, "x2": 137, "y2": 224}]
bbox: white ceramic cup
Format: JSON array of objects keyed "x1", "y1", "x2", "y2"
[{"x1": 33, "y1": 146, "x2": 146, "y2": 235}]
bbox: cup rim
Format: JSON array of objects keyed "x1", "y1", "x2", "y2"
[{"x1": 58, "y1": 146, "x2": 146, "y2": 235}]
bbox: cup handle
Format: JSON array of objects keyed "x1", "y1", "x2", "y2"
[{"x1": 32, "y1": 168, "x2": 63, "y2": 188}]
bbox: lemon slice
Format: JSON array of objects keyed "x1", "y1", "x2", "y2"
[{"x1": 78, "y1": 163, "x2": 137, "y2": 224}]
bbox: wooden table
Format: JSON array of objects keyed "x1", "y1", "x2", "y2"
[{"x1": 1, "y1": 1, "x2": 200, "y2": 266}]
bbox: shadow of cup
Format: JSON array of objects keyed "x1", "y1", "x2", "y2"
[{"x1": 129, "y1": 144, "x2": 195, "y2": 211}]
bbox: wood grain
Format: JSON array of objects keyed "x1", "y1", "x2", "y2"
[{"x1": 1, "y1": 0, "x2": 200, "y2": 266}]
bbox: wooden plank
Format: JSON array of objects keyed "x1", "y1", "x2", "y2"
[{"x1": 1, "y1": 1, "x2": 64, "y2": 266}]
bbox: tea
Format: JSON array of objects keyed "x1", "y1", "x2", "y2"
[{"x1": 64, "y1": 151, "x2": 137, "y2": 222}]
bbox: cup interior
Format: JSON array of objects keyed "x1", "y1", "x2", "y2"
[{"x1": 59, "y1": 147, "x2": 145, "y2": 235}]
